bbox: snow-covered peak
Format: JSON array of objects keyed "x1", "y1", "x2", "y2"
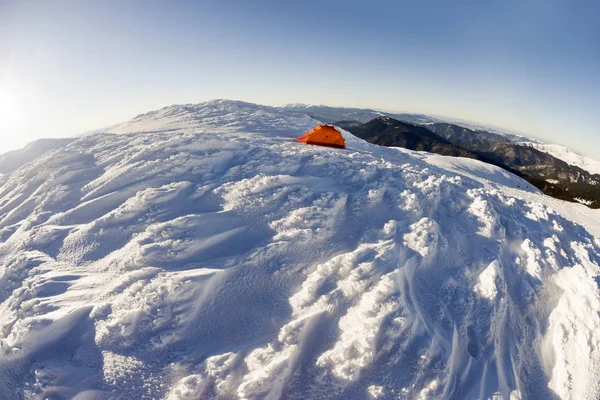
[
  {"x1": 379, "y1": 115, "x2": 394, "y2": 124},
  {"x1": 280, "y1": 102, "x2": 326, "y2": 108},
  {"x1": 109, "y1": 99, "x2": 317, "y2": 136},
  {"x1": 1, "y1": 101, "x2": 600, "y2": 399},
  {"x1": 519, "y1": 141, "x2": 600, "y2": 175}
]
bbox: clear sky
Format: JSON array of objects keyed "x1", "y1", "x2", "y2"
[{"x1": 1, "y1": 0, "x2": 599, "y2": 157}]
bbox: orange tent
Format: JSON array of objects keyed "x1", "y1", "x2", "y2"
[{"x1": 296, "y1": 124, "x2": 345, "y2": 149}]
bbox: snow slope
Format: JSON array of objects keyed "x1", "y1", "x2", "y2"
[
  {"x1": 0, "y1": 138, "x2": 75, "y2": 174},
  {"x1": 1, "y1": 100, "x2": 600, "y2": 399},
  {"x1": 519, "y1": 142, "x2": 600, "y2": 176}
]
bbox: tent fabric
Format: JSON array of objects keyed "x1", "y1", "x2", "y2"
[{"x1": 296, "y1": 125, "x2": 345, "y2": 149}]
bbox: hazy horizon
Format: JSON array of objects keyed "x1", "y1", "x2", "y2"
[
  {"x1": 0, "y1": 96, "x2": 548, "y2": 154},
  {"x1": 1, "y1": 0, "x2": 599, "y2": 157},
  {"x1": 0, "y1": 96, "x2": 585, "y2": 157}
]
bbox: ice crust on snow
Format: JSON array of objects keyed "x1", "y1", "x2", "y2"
[{"x1": 0, "y1": 100, "x2": 600, "y2": 399}]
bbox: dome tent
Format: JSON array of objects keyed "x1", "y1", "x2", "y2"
[{"x1": 296, "y1": 124, "x2": 345, "y2": 149}]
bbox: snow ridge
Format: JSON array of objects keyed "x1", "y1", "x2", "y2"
[
  {"x1": 0, "y1": 100, "x2": 599, "y2": 399},
  {"x1": 110, "y1": 99, "x2": 315, "y2": 136},
  {"x1": 519, "y1": 141, "x2": 600, "y2": 175}
]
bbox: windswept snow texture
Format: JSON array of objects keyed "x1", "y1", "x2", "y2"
[
  {"x1": 1, "y1": 100, "x2": 600, "y2": 400},
  {"x1": 519, "y1": 142, "x2": 600, "y2": 176}
]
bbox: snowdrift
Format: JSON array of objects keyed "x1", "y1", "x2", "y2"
[{"x1": 1, "y1": 100, "x2": 600, "y2": 399}]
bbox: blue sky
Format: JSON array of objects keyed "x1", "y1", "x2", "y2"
[{"x1": 1, "y1": 0, "x2": 599, "y2": 157}]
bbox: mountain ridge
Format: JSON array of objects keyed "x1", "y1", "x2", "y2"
[
  {"x1": 280, "y1": 103, "x2": 440, "y2": 125},
  {"x1": 427, "y1": 122, "x2": 600, "y2": 208},
  {"x1": 337, "y1": 116, "x2": 485, "y2": 160},
  {"x1": 519, "y1": 141, "x2": 600, "y2": 175}
]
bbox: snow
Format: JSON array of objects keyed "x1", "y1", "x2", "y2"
[
  {"x1": 368, "y1": 384, "x2": 384, "y2": 398},
  {"x1": 422, "y1": 152, "x2": 600, "y2": 239},
  {"x1": 0, "y1": 138, "x2": 75, "y2": 174},
  {"x1": 474, "y1": 261, "x2": 498, "y2": 299},
  {"x1": 1, "y1": 100, "x2": 600, "y2": 399},
  {"x1": 575, "y1": 197, "x2": 594, "y2": 206},
  {"x1": 520, "y1": 141, "x2": 600, "y2": 175}
]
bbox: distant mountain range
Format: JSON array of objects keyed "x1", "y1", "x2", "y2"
[
  {"x1": 336, "y1": 117, "x2": 483, "y2": 160},
  {"x1": 426, "y1": 123, "x2": 600, "y2": 185},
  {"x1": 339, "y1": 117, "x2": 600, "y2": 208},
  {"x1": 280, "y1": 104, "x2": 525, "y2": 141},
  {"x1": 279, "y1": 104, "x2": 440, "y2": 125}
]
